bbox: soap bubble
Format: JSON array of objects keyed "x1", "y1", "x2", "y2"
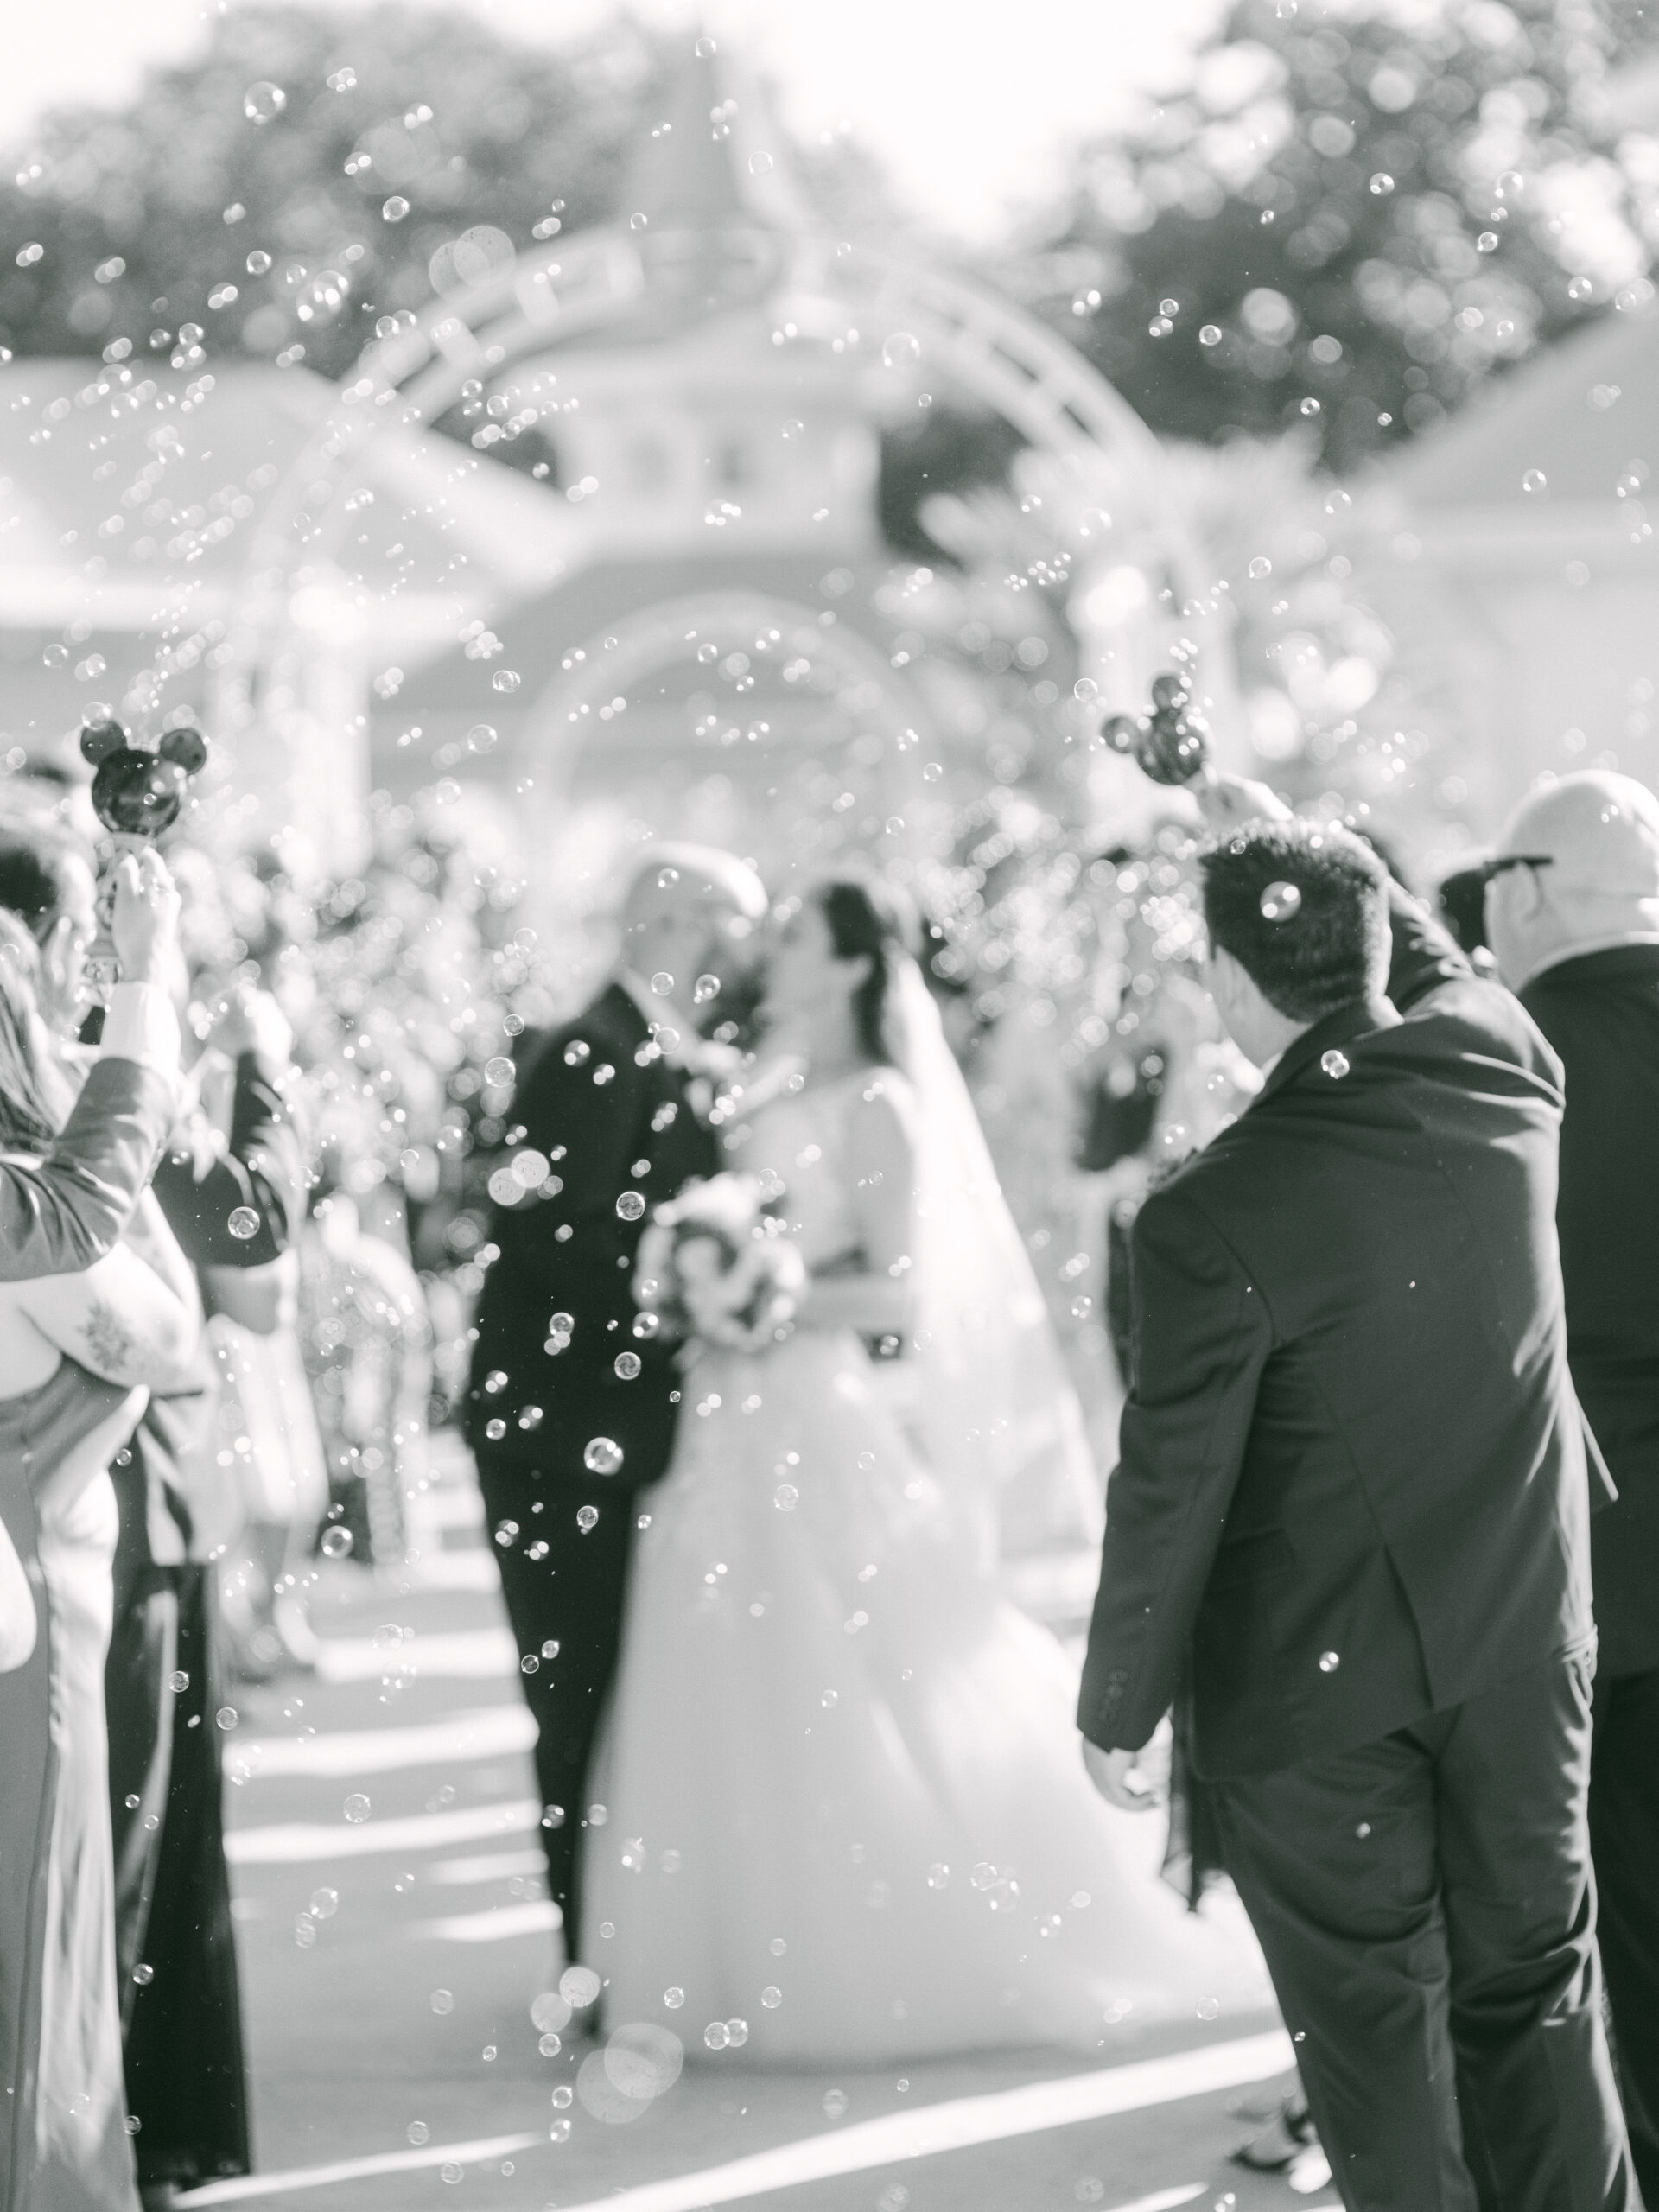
[
  {"x1": 693, "y1": 974, "x2": 721, "y2": 1003},
  {"x1": 881, "y1": 332, "x2": 921, "y2": 370},
  {"x1": 1248, "y1": 556, "x2": 1272, "y2": 580},
  {"x1": 343, "y1": 1793, "x2": 372, "y2": 1823},
  {"x1": 167, "y1": 1669, "x2": 189, "y2": 1694},
  {"x1": 576, "y1": 1504, "x2": 600, "y2": 1533},
  {"x1": 243, "y1": 82, "x2": 287, "y2": 124},
  {"x1": 615, "y1": 1192, "x2": 645, "y2": 1221},
  {"x1": 584, "y1": 1437, "x2": 625, "y2": 1476},
  {"x1": 429, "y1": 1988, "x2": 454, "y2": 2014},
  {"x1": 383, "y1": 197, "x2": 410, "y2": 222},
  {"x1": 1320, "y1": 1051, "x2": 1351, "y2": 1080},
  {"x1": 1522, "y1": 469, "x2": 1548, "y2": 494},
  {"x1": 309, "y1": 1887, "x2": 339, "y2": 1918},
  {"x1": 614, "y1": 1351, "x2": 642, "y2": 1380},
  {"x1": 703, "y1": 2021, "x2": 730, "y2": 2050},
  {"x1": 492, "y1": 670, "x2": 521, "y2": 694},
  {"x1": 748, "y1": 152, "x2": 774, "y2": 176},
  {"x1": 327, "y1": 67, "x2": 358, "y2": 91},
  {"x1": 1370, "y1": 172, "x2": 1395, "y2": 194},
  {"x1": 1259, "y1": 880, "x2": 1302, "y2": 923},
  {"x1": 531, "y1": 1991, "x2": 572, "y2": 2032},
  {"x1": 562, "y1": 1966, "x2": 601, "y2": 2007},
  {"x1": 656, "y1": 865, "x2": 680, "y2": 887},
  {"x1": 563, "y1": 1039, "x2": 591, "y2": 1065},
  {"x1": 664, "y1": 1986, "x2": 685, "y2": 2008},
  {"x1": 133, "y1": 1962, "x2": 155, "y2": 1985},
  {"x1": 320, "y1": 1525, "x2": 353, "y2": 1559},
  {"x1": 227, "y1": 1206, "x2": 260, "y2": 1240},
  {"x1": 1319, "y1": 1649, "x2": 1341, "y2": 1671},
  {"x1": 926, "y1": 1863, "x2": 950, "y2": 1889},
  {"x1": 605, "y1": 2021, "x2": 683, "y2": 2099},
  {"x1": 760, "y1": 1986, "x2": 782, "y2": 2008},
  {"x1": 215, "y1": 1706, "x2": 238, "y2": 1730},
  {"x1": 406, "y1": 2122, "x2": 429, "y2": 2145},
  {"x1": 484, "y1": 1055, "x2": 514, "y2": 1085},
  {"x1": 823, "y1": 2088, "x2": 849, "y2": 2118},
  {"x1": 695, "y1": 33, "x2": 716, "y2": 54},
  {"x1": 246, "y1": 250, "x2": 272, "y2": 275}
]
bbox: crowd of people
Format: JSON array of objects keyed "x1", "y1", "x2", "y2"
[
  {"x1": 0, "y1": 749, "x2": 1656, "y2": 2212},
  {"x1": 0, "y1": 797, "x2": 428, "y2": 2212}
]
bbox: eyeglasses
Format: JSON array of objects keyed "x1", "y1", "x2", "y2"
[{"x1": 1478, "y1": 853, "x2": 1554, "y2": 885}]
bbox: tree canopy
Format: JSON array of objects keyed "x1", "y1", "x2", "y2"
[
  {"x1": 1, "y1": 8, "x2": 677, "y2": 378},
  {"x1": 1028, "y1": 0, "x2": 1658, "y2": 470}
]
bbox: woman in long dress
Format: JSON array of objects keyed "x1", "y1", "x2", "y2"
[
  {"x1": 588, "y1": 875, "x2": 1264, "y2": 2063},
  {"x1": 0, "y1": 918, "x2": 202, "y2": 2212}
]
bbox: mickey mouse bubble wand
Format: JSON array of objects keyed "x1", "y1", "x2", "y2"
[
  {"x1": 79, "y1": 715, "x2": 210, "y2": 1001},
  {"x1": 1099, "y1": 670, "x2": 1211, "y2": 787}
]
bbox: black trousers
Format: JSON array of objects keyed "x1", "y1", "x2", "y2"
[
  {"x1": 475, "y1": 1457, "x2": 639, "y2": 1959},
  {"x1": 1592, "y1": 1666, "x2": 1659, "y2": 2197},
  {"x1": 107, "y1": 1563, "x2": 251, "y2": 2187},
  {"x1": 1213, "y1": 1650, "x2": 1635, "y2": 2212}
]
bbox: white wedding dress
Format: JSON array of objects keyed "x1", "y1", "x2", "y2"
[{"x1": 587, "y1": 1051, "x2": 1266, "y2": 2063}]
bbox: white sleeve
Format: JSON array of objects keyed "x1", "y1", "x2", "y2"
[{"x1": 98, "y1": 982, "x2": 181, "y2": 1077}]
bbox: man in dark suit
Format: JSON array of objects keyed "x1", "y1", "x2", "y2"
[
  {"x1": 1487, "y1": 771, "x2": 1659, "y2": 2196},
  {"x1": 1078, "y1": 780, "x2": 1634, "y2": 2208},
  {"x1": 467, "y1": 845, "x2": 766, "y2": 1966}
]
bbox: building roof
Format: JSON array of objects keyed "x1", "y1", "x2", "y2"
[
  {"x1": 1384, "y1": 303, "x2": 1659, "y2": 512},
  {"x1": 625, "y1": 41, "x2": 813, "y2": 238}
]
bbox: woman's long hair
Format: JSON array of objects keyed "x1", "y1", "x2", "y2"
[
  {"x1": 0, "y1": 913, "x2": 72, "y2": 1153},
  {"x1": 814, "y1": 874, "x2": 919, "y2": 1065}
]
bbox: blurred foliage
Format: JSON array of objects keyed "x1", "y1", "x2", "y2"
[
  {"x1": 1025, "y1": 0, "x2": 1658, "y2": 471},
  {"x1": 0, "y1": 4, "x2": 885, "y2": 379}
]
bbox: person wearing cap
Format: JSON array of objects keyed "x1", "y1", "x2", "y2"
[
  {"x1": 1078, "y1": 772, "x2": 1633, "y2": 2207},
  {"x1": 1486, "y1": 770, "x2": 1659, "y2": 2196}
]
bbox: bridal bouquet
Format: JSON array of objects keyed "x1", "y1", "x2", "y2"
[{"x1": 634, "y1": 1174, "x2": 805, "y2": 1354}]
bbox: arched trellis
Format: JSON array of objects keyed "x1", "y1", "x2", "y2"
[{"x1": 215, "y1": 210, "x2": 1232, "y2": 867}]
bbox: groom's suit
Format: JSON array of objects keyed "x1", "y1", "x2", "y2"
[
  {"x1": 1079, "y1": 896, "x2": 1635, "y2": 2209},
  {"x1": 467, "y1": 981, "x2": 718, "y2": 1951}
]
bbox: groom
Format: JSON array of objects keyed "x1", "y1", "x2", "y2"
[
  {"x1": 467, "y1": 846, "x2": 766, "y2": 1962},
  {"x1": 1079, "y1": 779, "x2": 1635, "y2": 2206}
]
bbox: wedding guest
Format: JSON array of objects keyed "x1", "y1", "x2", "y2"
[
  {"x1": 465, "y1": 846, "x2": 765, "y2": 1967},
  {"x1": 1486, "y1": 772, "x2": 1659, "y2": 2196},
  {"x1": 299, "y1": 1176, "x2": 432, "y2": 1567},
  {"x1": 0, "y1": 907, "x2": 200, "y2": 2212},
  {"x1": 111, "y1": 988, "x2": 302, "y2": 2207},
  {"x1": 0, "y1": 845, "x2": 181, "y2": 1277},
  {"x1": 1079, "y1": 778, "x2": 1634, "y2": 2206}
]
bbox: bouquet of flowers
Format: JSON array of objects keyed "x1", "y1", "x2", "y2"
[{"x1": 633, "y1": 1174, "x2": 805, "y2": 1355}]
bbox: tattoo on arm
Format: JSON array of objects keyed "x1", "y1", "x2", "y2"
[{"x1": 81, "y1": 1296, "x2": 143, "y2": 1381}]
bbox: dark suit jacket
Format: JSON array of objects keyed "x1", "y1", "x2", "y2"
[
  {"x1": 465, "y1": 983, "x2": 719, "y2": 1491},
  {"x1": 1079, "y1": 894, "x2": 1597, "y2": 1778},
  {"x1": 0, "y1": 1056, "x2": 172, "y2": 1281},
  {"x1": 1522, "y1": 943, "x2": 1659, "y2": 1680}
]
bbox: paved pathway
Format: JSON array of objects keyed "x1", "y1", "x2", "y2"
[{"x1": 181, "y1": 1448, "x2": 1333, "y2": 2212}]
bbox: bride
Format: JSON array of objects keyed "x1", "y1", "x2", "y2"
[{"x1": 587, "y1": 873, "x2": 1263, "y2": 2061}]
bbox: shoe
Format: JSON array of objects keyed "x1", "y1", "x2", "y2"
[{"x1": 1231, "y1": 2093, "x2": 1319, "y2": 2172}]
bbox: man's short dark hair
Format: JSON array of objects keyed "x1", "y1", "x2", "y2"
[
  {"x1": 0, "y1": 827, "x2": 86, "y2": 941},
  {"x1": 1201, "y1": 819, "x2": 1390, "y2": 1022}
]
